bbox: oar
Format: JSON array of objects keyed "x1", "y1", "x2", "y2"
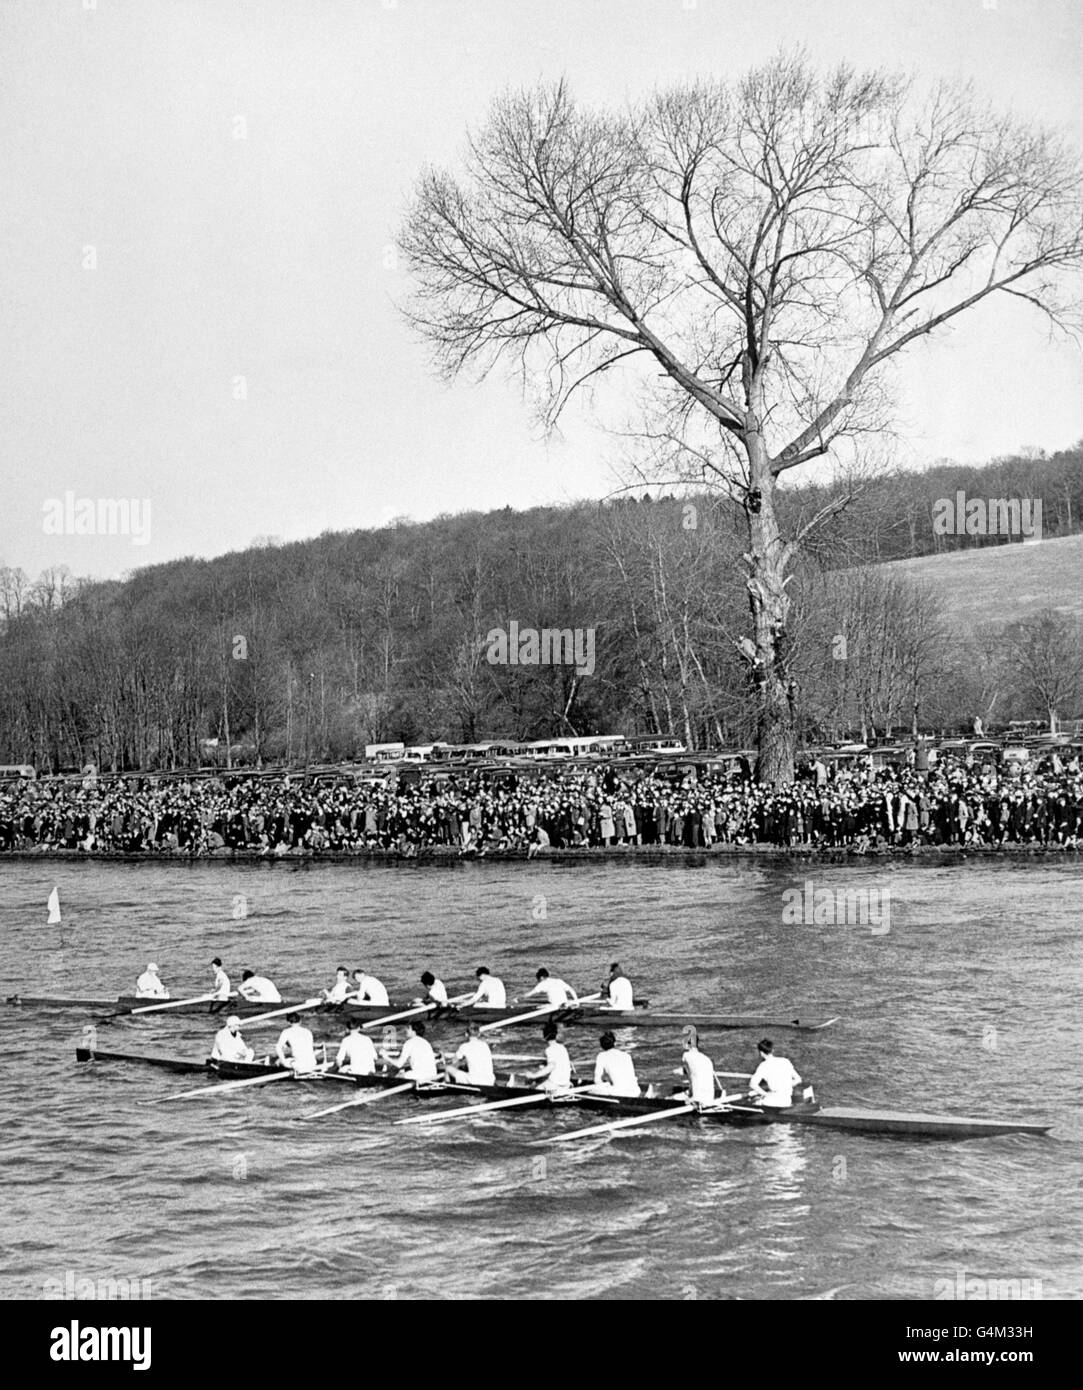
[
  {"x1": 160, "y1": 1068, "x2": 299, "y2": 1102},
  {"x1": 237, "y1": 997, "x2": 324, "y2": 1027},
  {"x1": 534, "y1": 1091, "x2": 744, "y2": 1146},
  {"x1": 362, "y1": 1003, "x2": 437, "y2": 1031},
  {"x1": 478, "y1": 992, "x2": 602, "y2": 1035},
  {"x1": 535, "y1": 1103, "x2": 697, "y2": 1144},
  {"x1": 302, "y1": 1081, "x2": 416, "y2": 1119},
  {"x1": 123, "y1": 992, "x2": 220, "y2": 1017},
  {"x1": 397, "y1": 1089, "x2": 570, "y2": 1125}
]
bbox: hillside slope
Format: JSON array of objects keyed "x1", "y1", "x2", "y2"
[{"x1": 882, "y1": 532, "x2": 1083, "y2": 628}]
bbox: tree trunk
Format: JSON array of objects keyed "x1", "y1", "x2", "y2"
[{"x1": 743, "y1": 440, "x2": 796, "y2": 786}]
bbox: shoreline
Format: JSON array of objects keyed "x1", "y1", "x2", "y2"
[{"x1": 1, "y1": 842, "x2": 1078, "y2": 866}]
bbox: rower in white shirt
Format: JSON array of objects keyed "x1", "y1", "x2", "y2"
[
  {"x1": 323, "y1": 967, "x2": 352, "y2": 1004},
  {"x1": 350, "y1": 968, "x2": 390, "y2": 1006},
  {"x1": 135, "y1": 963, "x2": 169, "y2": 999},
  {"x1": 276, "y1": 1013, "x2": 320, "y2": 1075},
  {"x1": 680, "y1": 1025, "x2": 717, "y2": 1105},
  {"x1": 445, "y1": 1022, "x2": 496, "y2": 1085},
  {"x1": 238, "y1": 969, "x2": 282, "y2": 1003},
  {"x1": 210, "y1": 957, "x2": 231, "y2": 1004},
  {"x1": 601, "y1": 962, "x2": 634, "y2": 1012},
  {"x1": 212, "y1": 1015, "x2": 255, "y2": 1064},
  {"x1": 466, "y1": 966, "x2": 507, "y2": 1009},
  {"x1": 592, "y1": 1031, "x2": 640, "y2": 1097},
  {"x1": 381, "y1": 1020, "x2": 439, "y2": 1082},
  {"x1": 747, "y1": 1037, "x2": 802, "y2": 1109},
  {"x1": 524, "y1": 968, "x2": 579, "y2": 1008},
  {"x1": 335, "y1": 1021, "x2": 379, "y2": 1076},
  {"x1": 418, "y1": 971, "x2": 449, "y2": 1006},
  {"x1": 521, "y1": 1022, "x2": 574, "y2": 1093}
]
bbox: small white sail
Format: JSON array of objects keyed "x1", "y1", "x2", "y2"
[{"x1": 47, "y1": 887, "x2": 62, "y2": 925}]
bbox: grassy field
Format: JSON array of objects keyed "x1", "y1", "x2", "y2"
[{"x1": 882, "y1": 532, "x2": 1083, "y2": 630}]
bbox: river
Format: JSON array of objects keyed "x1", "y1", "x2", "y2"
[{"x1": 0, "y1": 855, "x2": 1079, "y2": 1300}]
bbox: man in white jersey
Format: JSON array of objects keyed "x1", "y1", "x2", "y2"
[
  {"x1": 335, "y1": 1021, "x2": 378, "y2": 1076},
  {"x1": 680, "y1": 1025, "x2": 717, "y2": 1105},
  {"x1": 135, "y1": 963, "x2": 169, "y2": 999},
  {"x1": 323, "y1": 967, "x2": 352, "y2": 1004},
  {"x1": 521, "y1": 1022, "x2": 574, "y2": 1093},
  {"x1": 465, "y1": 966, "x2": 506, "y2": 1009},
  {"x1": 417, "y1": 971, "x2": 449, "y2": 1006},
  {"x1": 747, "y1": 1037, "x2": 802, "y2": 1108},
  {"x1": 445, "y1": 1022, "x2": 496, "y2": 1085},
  {"x1": 276, "y1": 1013, "x2": 320, "y2": 1074},
  {"x1": 601, "y1": 962, "x2": 634, "y2": 1011},
  {"x1": 523, "y1": 968, "x2": 579, "y2": 1008},
  {"x1": 381, "y1": 1020, "x2": 439, "y2": 1082},
  {"x1": 592, "y1": 1031, "x2": 640, "y2": 1097},
  {"x1": 238, "y1": 969, "x2": 282, "y2": 1003},
  {"x1": 212, "y1": 1015, "x2": 255, "y2": 1064},
  {"x1": 350, "y1": 968, "x2": 390, "y2": 1006},
  {"x1": 210, "y1": 957, "x2": 231, "y2": 1006}
]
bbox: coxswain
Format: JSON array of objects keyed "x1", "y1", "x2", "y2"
[
  {"x1": 212, "y1": 1015, "x2": 255, "y2": 1064},
  {"x1": 276, "y1": 1012, "x2": 320, "y2": 1074},
  {"x1": 238, "y1": 969, "x2": 282, "y2": 1003},
  {"x1": 601, "y1": 962, "x2": 634, "y2": 1011},
  {"x1": 521, "y1": 1021, "x2": 574, "y2": 1093},
  {"x1": 465, "y1": 966, "x2": 507, "y2": 1009},
  {"x1": 747, "y1": 1037, "x2": 802, "y2": 1108},
  {"x1": 135, "y1": 963, "x2": 169, "y2": 999},
  {"x1": 210, "y1": 957, "x2": 231, "y2": 1006},
  {"x1": 323, "y1": 966, "x2": 352, "y2": 1005},
  {"x1": 418, "y1": 971, "x2": 449, "y2": 1006},
  {"x1": 592, "y1": 1031, "x2": 640, "y2": 1097},
  {"x1": 350, "y1": 967, "x2": 390, "y2": 1006},
  {"x1": 335, "y1": 1020, "x2": 379, "y2": 1076},
  {"x1": 680, "y1": 1025, "x2": 717, "y2": 1105},
  {"x1": 523, "y1": 968, "x2": 579, "y2": 1008},
  {"x1": 444, "y1": 1022, "x2": 496, "y2": 1085},
  {"x1": 381, "y1": 1020, "x2": 439, "y2": 1083}
]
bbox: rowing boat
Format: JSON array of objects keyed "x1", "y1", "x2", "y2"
[
  {"x1": 74, "y1": 1048, "x2": 1049, "y2": 1139},
  {"x1": 21, "y1": 993, "x2": 838, "y2": 1031}
]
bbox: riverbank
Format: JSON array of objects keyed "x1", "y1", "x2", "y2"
[{"x1": 2, "y1": 841, "x2": 1079, "y2": 865}]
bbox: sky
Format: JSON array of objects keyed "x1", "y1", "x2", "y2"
[{"x1": 1, "y1": 0, "x2": 1082, "y2": 581}]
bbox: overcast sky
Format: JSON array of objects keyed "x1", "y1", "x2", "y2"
[{"x1": 2, "y1": 0, "x2": 1081, "y2": 581}]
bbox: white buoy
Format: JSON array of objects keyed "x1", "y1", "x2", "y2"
[{"x1": 46, "y1": 887, "x2": 61, "y2": 925}]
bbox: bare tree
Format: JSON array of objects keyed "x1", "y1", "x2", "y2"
[
  {"x1": 400, "y1": 53, "x2": 1083, "y2": 783},
  {"x1": 1004, "y1": 609, "x2": 1083, "y2": 733}
]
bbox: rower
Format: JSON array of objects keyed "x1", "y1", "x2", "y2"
[
  {"x1": 445, "y1": 1022, "x2": 496, "y2": 1086},
  {"x1": 592, "y1": 1030, "x2": 640, "y2": 1097},
  {"x1": 679, "y1": 1025, "x2": 717, "y2": 1106},
  {"x1": 238, "y1": 969, "x2": 282, "y2": 1003},
  {"x1": 135, "y1": 963, "x2": 169, "y2": 999},
  {"x1": 521, "y1": 1021, "x2": 574, "y2": 1093},
  {"x1": 210, "y1": 957, "x2": 231, "y2": 1007},
  {"x1": 350, "y1": 967, "x2": 390, "y2": 1006},
  {"x1": 323, "y1": 967, "x2": 352, "y2": 1005},
  {"x1": 381, "y1": 1020, "x2": 439, "y2": 1083},
  {"x1": 523, "y1": 968, "x2": 579, "y2": 1008},
  {"x1": 465, "y1": 966, "x2": 507, "y2": 1009},
  {"x1": 601, "y1": 962, "x2": 634, "y2": 1012},
  {"x1": 276, "y1": 1012, "x2": 321, "y2": 1075},
  {"x1": 418, "y1": 971, "x2": 449, "y2": 1006},
  {"x1": 747, "y1": 1037, "x2": 802, "y2": 1109},
  {"x1": 335, "y1": 1020, "x2": 379, "y2": 1076},
  {"x1": 212, "y1": 1015, "x2": 255, "y2": 1064}
]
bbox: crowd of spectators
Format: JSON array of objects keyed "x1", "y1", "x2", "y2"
[{"x1": 2, "y1": 746, "x2": 1082, "y2": 855}]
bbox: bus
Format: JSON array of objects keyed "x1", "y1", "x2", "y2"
[
  {"x1": 0, "y1": 764, "x2": 36, "y2": 781},
  {"x1": 625, "y1": 736, "x2": 686, "y2": 756}
]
